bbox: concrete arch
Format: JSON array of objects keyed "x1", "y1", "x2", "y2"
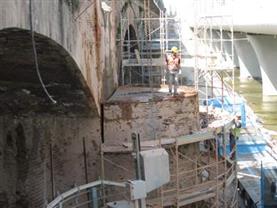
[
  {"x1": 234, "y1": 33, "x2": 261, "y2": 80},
  {"x1": 120, "y1": 17, "x2": 139, "y2": 44},
  {"x1": 123, "y1": 24, "x2": 139, "y2": 54},
  {"x1": 0, "y1": 28, "x2": 102, "y2": 208},
  {"x1": 0, "y1": 0, "x2": 117, "y2": 112},
  {"x1": 248, "y1": 34, "x2": 277, "y2": 95},
  {"x1": 120, "y1": 1, "x2": 142, "y2": 44}
]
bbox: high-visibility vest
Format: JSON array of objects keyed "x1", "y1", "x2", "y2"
[
  {"x1": 231, "y1": 121, "x2": 241, "y2": 138},
  {"x1": 231, "y1": 127, "x2": 241, "y2": 138},
  {"x1": 166, "y1": 54, "x2": 180, "y2": 72}
]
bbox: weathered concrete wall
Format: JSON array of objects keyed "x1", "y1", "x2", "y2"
[
  {"x1": 234, "y1": 32, "x2": 261, "y2": 80},
  {"x1": 0, "y1": 115, "x2": 100, "y2": 208},
  {"x1": 0, "y1": 0, "x2": 158, "y2": 110},
  {"x1": 0, "y1": 0, "x2": 118, "y2": 112},
  {"x1": 104, "y1": 92, "x2": 199, "y2": 145},
  {"x1": 248, "y1": 34, "x2": 277, "y2": 95}
]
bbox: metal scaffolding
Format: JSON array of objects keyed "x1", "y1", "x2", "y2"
[
  {"x1": 193, "y1": 0, "x2": 237, "y2": 113},
  {"x1": 101, "y1": 116, "x2": 238, "y2": 208},
  {"x1": 120, "y1": 11, "x2": 182, "y2": 86}
]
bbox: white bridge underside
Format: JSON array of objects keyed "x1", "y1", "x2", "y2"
[{"x1": 198, "y1": 0, "x2": 277, "y2": 95}]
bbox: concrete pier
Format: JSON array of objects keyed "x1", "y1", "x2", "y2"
[
  {"x1": 234, "y1": 33, "x2": 261, "y2": 80},
  {"x1": 248, "y1": 34, "x2": 277, "y2": 95}
]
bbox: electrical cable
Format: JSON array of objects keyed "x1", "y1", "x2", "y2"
[
  {"x1": 74, "y1": 1, "x2": 96, "y2": 21},
  {"x1": 29, "y1": 0, "x2": 57, "y2": 104}
]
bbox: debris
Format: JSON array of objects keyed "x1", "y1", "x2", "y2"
[
  {"x1": 22, "y1": 89, "x2": 31, "y2": 95},
  {"x1": 0, "y1": 86, "x2": 7, "y2": 92}
]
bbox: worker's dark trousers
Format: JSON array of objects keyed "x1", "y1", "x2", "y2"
[
  {"x1": 168, "y1": 72, "x2": 178, "y2": 94},
  {"x1": 229, "y1": 134, "x2": 236, "y2": 160}
]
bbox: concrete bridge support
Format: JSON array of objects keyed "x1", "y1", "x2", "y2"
[
  {"x1": 234, "y1": 33, "x2": 261, "y2": 80},
  {"x1": 248, "y1": 34, "x2": 277, "y2": 95}
]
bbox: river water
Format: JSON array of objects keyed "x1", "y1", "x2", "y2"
[{"x1": 236, "y1": 78, "x2": 277, "y2": 134}]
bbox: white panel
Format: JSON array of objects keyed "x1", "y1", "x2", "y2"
[
  {"x1": 107, "y1": 200, "x2": 134, "y2": 208},
  {"x1": 129, "y1": 180, "x2": 147, "y2": 200},
  {"x1": 140, "y1": 148, "x2": 170, "y2": 192}
]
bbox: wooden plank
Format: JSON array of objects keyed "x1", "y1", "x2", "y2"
[
  {"x1": 102, "y1": 145, "x2": 132, "y2": 153},
  {"x1": 102, "y1": 138, "x2": 176, "y2": 153},
  {"x1": 179, "y1": 181, "x2": 217, "y2": 193},
  {"x1": 123, "y1": 138, "x2": 176, "y2": 149},
  {"x1": 122, "y1": 58, "x2": 163, "y2": 67},
  {"x1": 176, "y1": 130, "x2": 215, "y2": 146},
  {"x1": 178, "y1": 193, "x2": 216, "y2": 206}
]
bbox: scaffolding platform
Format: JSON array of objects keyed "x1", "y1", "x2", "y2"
[
  {"x1": 122, "y1": 58, "x2": 163, "y2": 67},
  {"x1": 102, "y1": 138, "x2": 175, "y2": 153},
  {"x1": 106, "y1": 86, "x2": 197, "y2": 104},
  {"x1": 148, "y1": 180, "x2": 218, "y2": 206}
]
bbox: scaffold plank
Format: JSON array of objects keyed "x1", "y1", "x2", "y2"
[
  {"x1": 176, "y1": 130, "x2": 215, "y2": 146},
  {"x1": 102, "y1": 138, "x2": 176, "y2": 153},
  {"x1": 178, "y1": 192, "x2": 216, "y2": 206}
]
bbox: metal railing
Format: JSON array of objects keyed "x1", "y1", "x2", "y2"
[{"x1": 47, "y1": 180, "x2": 127, "y2": 208}]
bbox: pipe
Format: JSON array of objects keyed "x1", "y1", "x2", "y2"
[{"x1": 47, "y1": 180, "x2": 126, "y2": 208}]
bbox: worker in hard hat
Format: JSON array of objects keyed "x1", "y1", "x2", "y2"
[
  {"x1": 165, "y1": 47, "x2": 181, "y2": 95},
  {"x1": 229, "y1": 115, "x2": 241, "y2": 160}
]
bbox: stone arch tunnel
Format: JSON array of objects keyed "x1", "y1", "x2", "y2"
[
  {"x1": 123, "y1": 24, "x2": 139, "y2": 55},
  {"x1": 0, "y1": 0, "x2": 120, "y2": 111},
  {"x1": 0, "y1": 27, "x2": 101, "y2": 208},
  {"x1": 0, "y1": 28, "x2": 94, "y2": 113}
]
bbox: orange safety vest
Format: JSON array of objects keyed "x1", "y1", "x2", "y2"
[{"x1": 166, "y1": 54, "x2": 181, "y2": 72}]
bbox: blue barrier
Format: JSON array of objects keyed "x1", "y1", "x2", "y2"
[
  {"x1": 204, "y1": 96, "x2": 246, "y2": 128},
  {"x1": 240, "y1": 103, "x2": 246, "y2": 128},
  {"x1": 261, "y1": 163, "x2": 264, "y2": 208}
]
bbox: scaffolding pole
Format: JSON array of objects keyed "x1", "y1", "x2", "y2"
[
  {"x1": 194, "y1": 0, "x2": 239, "y2": 118},
  {"x1": 120, "y1": 13, "x2": 182, "y2": 87}
]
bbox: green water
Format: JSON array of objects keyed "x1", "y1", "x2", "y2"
[{"x1": 236, "y1": 78, "x2": 277, "y2": 133}]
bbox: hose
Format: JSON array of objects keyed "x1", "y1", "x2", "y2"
[{"x1": 29, "y1": 0, "x2": 57, "y2": 104}]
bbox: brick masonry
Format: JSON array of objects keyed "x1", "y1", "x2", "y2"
[{"x1": 104, "y1": 92, "x2": 200, "y2": 145}]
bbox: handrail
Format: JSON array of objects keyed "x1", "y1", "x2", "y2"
[{"x1": 47, "y1": 180, "x2": 126, "y2": 208}]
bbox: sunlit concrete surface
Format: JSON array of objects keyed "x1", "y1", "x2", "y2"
[
  {"x1": 234, "y1": 33, "x2": 261, "y2": 80},
  {"x1": 248, "y1": 34, "x2": 277, "y2": 95}
]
